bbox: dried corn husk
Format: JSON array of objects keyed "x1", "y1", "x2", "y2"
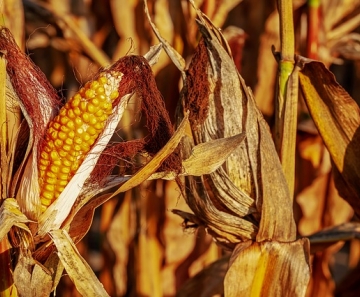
[{"x1": 146, "y1": 1, "x2": 310, "y2": 295}]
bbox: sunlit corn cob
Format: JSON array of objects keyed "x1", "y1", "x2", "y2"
[{"x1": 38, "y1": 71, "x2": 122, "y2": 212}]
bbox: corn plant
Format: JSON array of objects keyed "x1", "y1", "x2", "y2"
[{"x1": 0, "y1": 0, "x2": 360, "y2": 296}]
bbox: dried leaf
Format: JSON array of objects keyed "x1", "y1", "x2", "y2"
[
  {"x1": 13, "y1": 250, "x2": 57, "y2": 297},
  {"x1": 43, "y1": 252, "x2": 64, "y2": 292},
  {"x1": 0, "y1": 198, "x2": 30, "y2": 242},
  {"x1": 50, "y1": 229, "x2": 109, "y2": 297},
  {"x1": 182, "y1": 133, "x2": 245, "y2": 176},
  {"x1": 224, "y1": 239, "x2": 310, "y2": 297},
  {"x1": 148, "y1": 133, "x2": 245, "y2": 180},
  {"x1": 143, "y1": 43, "x2": 163, "y2": 67},
  {"x1": 308, "y1": 222, "x2": 360, "y2": 253},
  {"x1": 298, "y1": 58, "x2": 360, "y2": 216},
  {"x1": 0, "y1": 0, "x2": 24, "y2": 50},
  {"x1": 144, "y1": 0, "x2": 186, "y2": 78}
]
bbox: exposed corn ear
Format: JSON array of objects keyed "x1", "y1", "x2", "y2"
[{"x1": 38, "y1": 71, "x2": 122, "y2": 212}]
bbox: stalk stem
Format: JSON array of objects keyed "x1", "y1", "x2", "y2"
[{"x1": 275, "y1": 0, "x2": 297, "y2": 198}]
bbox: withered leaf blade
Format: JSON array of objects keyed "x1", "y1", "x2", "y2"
[
  {"x1": 182, "y1": 133, "x2": 245, "y2": 176},
  {"x1": 148, "y1": 133, "x2": 246, "y2": 180},
  {"x1": 308, "y1": 222, "x2": 360, "y2": 253},
  {"x1": 298, "y1": 58, "x2": 360, "y2": 216},
  {"x1": 0, "y1": 198, "x2": 30, "y2": 242},
  {"x1": 144, "y1": 0, "x2": 186, "y2": 78},
  {"x1": 50, "y1": 229, "x2": 109, "y2": 297},
  {"x1": 224, "y1": 239, "x2": 310, "y2": 297}
]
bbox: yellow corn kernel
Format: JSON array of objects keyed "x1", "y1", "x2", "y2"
[
  {"x1": 87, "y1": 127, "x2": 97, "y2": 136},
  {"x1": 96, "y1": 86, "x2": 105, "y2": 94},
  {"x1": 65, "y1": 138, "x2": 73, "y2": 145},
  {"x1": 85, "y1": 89, "x2": 96, "y2": 99},
  {"x1": 92, "y1": 98, "x2": 100, "y2": 106},
  {"x1": 50, "y1": 151, "x2": 60, "y2": 161},
  {"x1": 58, "y1": 180, "x2": 68, "y2": 187},
  {"x1": 41, "y1": 194, "x2": 53, "y2": 205},
  {"x1": 39, "y1": 159, "x2": 50, "y2": 166},
  {"x1": 58, "y1": 131, "x2": 67, "y2": 140},
  {"x1": 38, "y1": 71, "x2": 122, "y2": 211},
  {"x1": 60, "y1": 116, "x2": 69, "y2": 126},
  {"x1": 46, "y1": 177, "x2": 57, "y2": 185},
  {"x1": 45, "y1": 184, "x2": 55, "y2": 192},
  {"x1": 71, "y1": 94, "x2": 81, "y2": 107},
  {"x1": 67, "y1": 109, "x2": 76, "y2": 119},
  {"x1": 73, "y1": 107, "x2": 81, "y2": 116},
  {"x1": 54, "y1": 139, "x2": 63, "y2": 148},
  {"x1": 75, "y1": 117, "x2": 83, "y2": 126},
  {"x1": 79, "y1": 101, "x2": 87, "y2": 112}
]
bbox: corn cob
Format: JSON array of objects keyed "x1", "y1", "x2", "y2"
[{"x1": 38, "y1": 71, "x2": 122, "y2": 212}]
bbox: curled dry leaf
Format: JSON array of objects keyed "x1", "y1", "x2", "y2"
[{"x1": 298, "y1": 57, "x2": 360, "y2": 216}]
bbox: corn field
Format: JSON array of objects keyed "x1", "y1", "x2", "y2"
[{"x1": 0, "y1": 0, "x2": 360, "y2": 296}]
